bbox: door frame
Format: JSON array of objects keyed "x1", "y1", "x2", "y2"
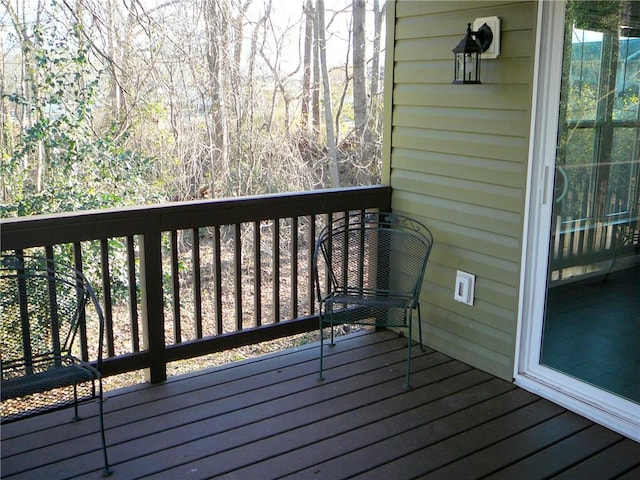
[{"x1": 515, "y1": 0, "x2": 639, "y2": 442}]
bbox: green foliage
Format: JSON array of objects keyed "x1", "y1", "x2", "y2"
[
  {"x1": 568, "y1": 0, "x2": 623, "y2": 33},
  {"x1": 1, "y1": 11, "x2": 163, "y2": 218}
]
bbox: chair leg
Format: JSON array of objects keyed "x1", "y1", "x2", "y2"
[
  {"x1": 417, "y1": 303, "x2": 424, "y2": 352},
  {"x1": 73, "y1": 383, "x2": 80, "y2": 421},
  {"x1": 317, "y1": 315, "x2": 325, "y2": 382},
  {"x1": 98, "y1": 380, "x2": 113, "y2": 477},
  {"x1": 404, "y1": 304, "x2": 424, "y2": 389},
  {"x1": 404, "y1": 314, "x2": 412, "y2": 390}
]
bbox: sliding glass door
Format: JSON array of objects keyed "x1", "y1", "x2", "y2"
[
  {"x1": 520, "y1": 0, "x2": 639, "y2": 440},
  {"x1": 541, "y1": 1, "x2": 640, "y2": 404}
]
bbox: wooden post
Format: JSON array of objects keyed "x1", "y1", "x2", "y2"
[{"x1": 139, "y1": 229, "x2": 167, "y2": 383}]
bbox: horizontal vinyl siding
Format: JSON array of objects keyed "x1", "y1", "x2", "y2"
[
  {"x1": 393, "y1": 106, "x2": 531, "y2": 138},
  {"x1": 394, "y1": 84, "x2": 531, "y2": 111},
  {"x1": 393, "y1": 170, "x2": 523, "y2": 216},
  {"x1": 387, "y1": 0, "x2": 537, "y2": 379},
  {"x1": 393, "y1": 148, "x2": 525, "y2": 188},
  {"x1": 394, "y1": 57, "x2": 533, "y2": 85}
]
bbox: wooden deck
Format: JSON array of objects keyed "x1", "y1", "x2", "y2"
[{"x1": 2, "y1": 330, "x2": 639, "y2": 480}]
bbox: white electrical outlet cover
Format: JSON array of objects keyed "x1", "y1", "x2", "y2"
[{"x1": 454, "y1": 271, "x2": 475, "y2": 306}]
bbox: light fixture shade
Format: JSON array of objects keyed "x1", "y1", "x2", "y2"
[{"x1": 453, "y1": 23, "x2": 482, "y2": 84}]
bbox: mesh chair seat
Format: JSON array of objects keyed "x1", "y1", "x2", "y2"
[
  {"x1": 325, "y1": 290, "x2": 414, "y2": 306},
  {"x1": 1, "y1": 357, "x2": 99, "y2": 402}
]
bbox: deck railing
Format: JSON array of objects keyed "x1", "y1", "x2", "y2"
[
  {"x1": 1, "y1": 186, "x2": 391, "y2": 383},
  {"x1": 550, "y1": 211, "x2": 639, "y2": 276}
]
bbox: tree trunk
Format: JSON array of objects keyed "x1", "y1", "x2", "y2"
[
  {"x1": 106, "y1": 0, "x2": 123, "y2": 119},
  {"x1": 334, "y1": 40, "x2": 351, "y2": 142},
  {"x1": 370, "y1": 0, "x2": 384, "y2": 135},
  {"x1": 2, "y1": 0, "x2": 46, "y2": 192},
  {"x1": 312, "y1": 0, "x2": 321, "y2": 137},
  {"x1": 352, "y1": 0, "x2": 367, "y2": 143},
  {"x1": 301, "y1": 0, "x2": 313, "y2": 129},
  {"x1": 204, "y1": 0, "x2": 231, "y2": 197},
  {"x1": 231, "y1": 0, "x2": 252, "y2": 136},
  {"x1": 316, "y1": 0, "x2": 339, "y2": 188}
]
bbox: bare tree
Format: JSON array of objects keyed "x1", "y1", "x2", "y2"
[
  {"x1": 204, "y1": 0, "x2": 233, "y2": 197},
  {"x1": 2, "y1": 0, "x2": 48, "y2": 193},
  {"x1": 311, "y1": 1, "x2": 321, "y2": 136},
  {"x1": 334, "y1": 28, "x2": 352, "y2": 142},
  {"x1": 369, "y1": 0, "x2": 384, "y2": 135},
  {"x1": 301, "y1": 0, "x2": 313, "y2": 129},
  {"x1": 352, "y1": 0, "x2": 366, "y2": 143},
  {"x1": 316, "y1": 0, "x2": 339, "y2": 188}
]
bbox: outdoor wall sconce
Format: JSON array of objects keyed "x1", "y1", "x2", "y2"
[{"x1": 452, "y1": 21, "x2": 495, "y2": 84}]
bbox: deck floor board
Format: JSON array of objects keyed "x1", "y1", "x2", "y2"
[{"x1": 2, "y1": 330, "x2": 639, "y2": 480}]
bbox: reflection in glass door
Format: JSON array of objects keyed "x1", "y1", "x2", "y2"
[{"x1": 541, "y1": 1, "x2": 640, "y2": 404}]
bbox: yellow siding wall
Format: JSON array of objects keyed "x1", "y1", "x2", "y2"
[{"x1": 384, "y1": 1, "x2": 538, "y2": 379}]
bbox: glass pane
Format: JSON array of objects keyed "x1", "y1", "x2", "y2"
[
  {"x1": 614, "y1": 35, "x2": 640, "y2": 120},
  {"x1": 567, "y1": 29, "x2": 603, "y2": 122},
  {"x1": 542, "y1": 0, "x2": 640, "y2": 404},
  {"x1": 608, "y1": 128, "x2": 639, "y2": 217}
]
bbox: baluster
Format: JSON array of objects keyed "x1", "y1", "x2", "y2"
[
  {"x1": 234, "y1": 223, "x2": 243, "y2": 331},
  {"x1": 170, "y1": 230, "x2": 182, "y2": 344},
  {"x1": 100, "y1": 239, "x2": 115, "y2": 357},
  {"x1": 73, "y1": 242, "x2": 89, "y2": 361},
  {"x1": 291, "y1": 216, "x2": 299, "y2": 319},
  {"x1": 192, "y1": 228, "x2": 203, "y2": 339},
  {"x1": 273, "y1": 218, "x2": 280, "y2": 323},
  {"x1": 213, "y1": 225, "x2": 223, "y2": 335},
  {"x1": 127, "y1": 236, "x2": 140, "y2": 352},
  {"x1": 254, "y1": 221, "x2": 262, "y2": 326},
  {"x1": 307, "y1": 215, "x2": 316, "y2": 315}
]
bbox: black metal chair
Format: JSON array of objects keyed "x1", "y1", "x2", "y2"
[
  {"x1": 314, "y1": 212, "x2": 433, "y2": 389},
  {"x1": 0, "y1": 254, "x2": 112, "y2": 476}
]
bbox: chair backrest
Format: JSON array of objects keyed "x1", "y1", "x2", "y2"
[
  {"x1": 0, "y1": 255, "x2": 104, "y2": 377},
  {"x1": 314, "y1": 212, "x2": 433, "y2": 304}
]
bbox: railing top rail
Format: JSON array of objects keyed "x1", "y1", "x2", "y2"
[{"x1": 1, "y1": 186, "x2": 391, "y2": 250}]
